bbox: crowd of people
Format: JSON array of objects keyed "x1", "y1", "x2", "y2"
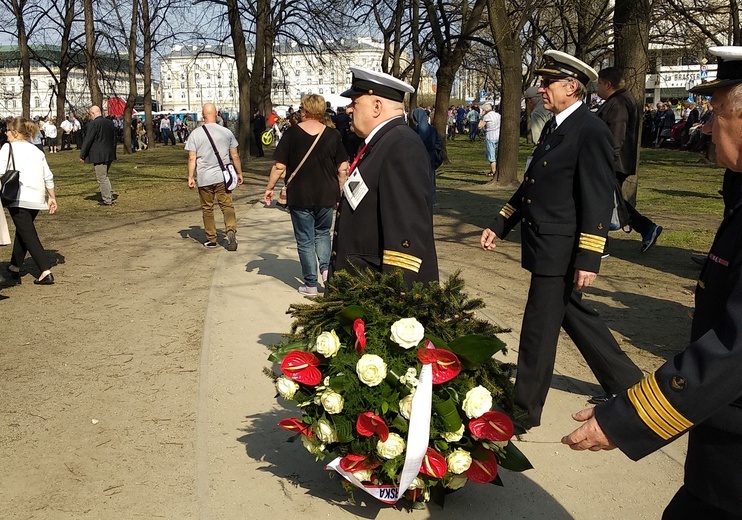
[{"x1": 2, "y1": 44, "x2": 741, "y2": 519}]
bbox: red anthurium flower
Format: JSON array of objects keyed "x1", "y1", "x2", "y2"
[
  {"x1": 353, "y1": 318, "x2": 367, "y2": 354},
  {"x1": 418, "y1": 447, "x2": 447, "y2": 478},
  {"x1": 356, "y1": 412, "x2": 390, "y2": 442},
  {"x1": 278, "y1": 418, "x2": 314, "y2": 437},
  {"x1": 280, "y1": 351, "x2": 322, "y2": 386},
  {"x1": 469, "y1": 411, "x2": 514, "y2": 442},
  {"x1": 464, "y1": 448, "x2": 498, "y2": 483},
  {"x1": 339, "y1": 453, "x2": 380, "y2": 472},
  {"x1": 416, "y1": 348, "x2": 462, "y2": 384}
]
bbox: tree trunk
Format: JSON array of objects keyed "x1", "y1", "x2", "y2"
[
  {"x1": 55, "y1": 0, "x2": 76, "y2": 138},
  {"x1": 11, "y1": 0, "x2": 31, "y2": 118},
  {"x1": 84, "y1": 0, "x2": 103, "y2": 108},
  {"x1": 141, "y1": 0, "x2": 155, "y2": 147},
  {"x1": 487, "y1": 0, "x2": 533, "y2": 186},
  {"x1": 613, "y1": 0, "x2": 650, "y2": 206},
  {"x1": 408, "y1": 0, "x2": 421, "y2": 112},
  {"x1": 123, "y1": 0, "x2": 139, "y2": 154},
  {"x1": 226, "y1": 0, "x2": 252, "y2": 165}
]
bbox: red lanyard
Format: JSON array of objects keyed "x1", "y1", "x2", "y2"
[{"x1": 349, "y1": 143, "x2": 368, "y2": 174}]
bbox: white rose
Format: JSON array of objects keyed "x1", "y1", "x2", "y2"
[
  {"x1": 462, "y1": 385, "x2": 493, "y2": 419},
  {"x1": 441, "y1": 424, "x2": 465, "y2": 442},
  {"x1": 399, "y1": 394, "x2": 414, "y2": 420},
  {"x1": 356, "y1": 354, "x2": 387, "y2": 387},
  {"x1": 301, "y1": 435, "x2": 325, "y2": 455},
  {"x1": 408, "y1": 476, "x2": 425, "y2": 490},
  {"x1": 275, "y1": 376, "x2": 299, "y2": 399},
  {"x1": 376, "y1": 432, "x2": 406, "y2": 459},
  {"x1": 443, "y1": 474, "x2": 468, "y2": 490},
  {"x1": 446, "y1": 448, "x2": 472, "y2": 474},
  {"x1": 315, "y1": 418, "x2": 338, "y2": 443},
  {"x1": 390, "y1": 318, "x2": 425, "y2": 349},
  {"x1": 320, "y1": 390, "x2": 344, "y2": 414},
  {"x1": 315, "y1": 330, "x2": 341, "y2": 358},
  {"x1": 352, "y1": 469, "x2": 373, "y2": 482}
]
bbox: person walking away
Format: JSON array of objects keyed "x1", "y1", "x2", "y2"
[
  {"x1": 480, "y1": 50, "x2": 643, "y2": 427},
  {"x1": 60, "y1": 116, "x2": 73, "y2": 150},
  {"x1": 480, "y1": 103, "x2": 501, "y2": 177},
  {"x1": 263, "y1": 95, "x2": 348, "y2": 295},
  {"x1": 42, "y1": 117, "x2": 58, "y2": 153},
  {"x1": 596, "y1": 67, "x2": 663, "y2": 253},
  {"x1": 251, "y1": 108, "x2": 266, "y2": 157},
  {"x1": 467, "y1": 104, "x2": 480, "y2": 141},
  {"x1": 330, "y1": 67, "x2": 439, "y2": 287},
  {"x1": 70, "y1": 115, "x2": 82, "y2": 149},
  {"x1": 562, "y1": 46, "x2": 742, "y2": 520},
  {"x1": 186, "y1": 103, "x2": 243, "y2": 251},
  {"x1": 411, "y1": 107, "x2": 442, "y2": 202},
  {"x1": 80, "y1": 105, "x2": 117, "y2": 206},
  {"x1": 0, "y1": 117, "x2": 58, "y2": 285}
]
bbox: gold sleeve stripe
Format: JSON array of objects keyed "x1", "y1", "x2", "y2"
[
  {"x1": 626, "y1": 374, "x2": 692, "y2": 440},
  {"x1": 499, "y1": 203, "x2": 516, "y2": 219},
  {"x1": 383, "y1": 251, "x2": 422, "y2": 273},
  {"x1": 578, "y1": 233, "x2": 607, "y2": 253},
  {"x1": 645, "y1": 374, "x2": 693, "y2": 430}
]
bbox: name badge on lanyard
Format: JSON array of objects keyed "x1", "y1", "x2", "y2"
[{"x1": 342, "y1": 167, "x2": 369, "y2": 210}]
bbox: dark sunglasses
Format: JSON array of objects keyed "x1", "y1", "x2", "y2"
[{"x1": 540, "y1": 77, "x2": 568, "y2": 88}]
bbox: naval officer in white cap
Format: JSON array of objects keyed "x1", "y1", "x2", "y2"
[
  {"x1": 480, "y1": 50, "x2": 643, "y2": 427},
  {"x1": 329, "y1": 67, "x2": 438, "y2": 286},
  {"x1": 564, "y1": 46, "x2": 742, "y2": 520}
]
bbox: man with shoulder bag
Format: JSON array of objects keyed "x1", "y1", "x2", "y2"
[{"x1": 186, "y1": 103, "x2": 243, "y2": 251}]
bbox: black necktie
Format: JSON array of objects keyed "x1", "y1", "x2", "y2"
[{"x1": 540, "y1": 117, "x2": 556, "y2": 144}]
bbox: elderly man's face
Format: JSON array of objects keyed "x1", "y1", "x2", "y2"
[
  {"x1": 346, "y1": 94, "x2": 380, "y2": 138},
  {"x1": 711, "y1": 87, "x2": 742, "y2": 171}
]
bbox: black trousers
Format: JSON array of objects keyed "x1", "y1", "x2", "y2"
[
  {"x1": 9, "y1": 207, "x2": 51, "y2": 273},
  {"x1": 663, "y1": 485, "x2": 742, "y2": 520},
  {"x1": 617, "y1": 173, "x2": 655, "y2": 236},
  {"x1": 515, "y1": 274, "x2": 643, "y2": 426}
]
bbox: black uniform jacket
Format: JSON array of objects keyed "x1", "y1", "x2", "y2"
[
  {"x1": 489, "y1": 103, "x2": 613, "y2": 276},
  {"x1": 596, "y1": 89, "x2": 638, "y2": 176},
  {"x1": 597, "y1": 199, "x2": 742, "y2": 513},
  {"x1": 330, "y1": 117, "x2": 438, "y2": 285},
  {"x1": 80, "y1": 116, "x2": 117, "y2": 164}
]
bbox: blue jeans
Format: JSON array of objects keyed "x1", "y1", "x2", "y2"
[{"x1": 289, "y1": 206, "x2": 333, "y2": 287}]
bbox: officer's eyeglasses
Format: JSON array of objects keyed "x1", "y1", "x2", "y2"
[{"x1": 540, "y1": 78, "x2": 568, "y2": 88}]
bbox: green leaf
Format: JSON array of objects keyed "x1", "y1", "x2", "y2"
[
  {"x1": 332, "y1": 416, "x2": 354, "y2": 443},
  {"x1": 381, "y1": 401, "x2": 389, "y2": 414},
  {"x1": 448, "y1": 335, "x2": 506, "y2": 365},
  {"x1": 491, "y1": 473, "x2": 504, "y2": 487},
  {"x1": 267, "y1": 341, "x2": 309, "y2": 363},
  {"x1": 497, "y1": 441, "x2": 534, "y2": 472},
  {"x1": 391, "y1": 415, "x2": 409, "y2": 432},
  {"x1": 433, "y1": 397, "x2": 462, "y2": 432},
  {"x1": 424, "y1": 334, "x2": 448, "y2": 349},
  {"x1": 336, "y1": 305, "x2": 366, "y2": 325}
]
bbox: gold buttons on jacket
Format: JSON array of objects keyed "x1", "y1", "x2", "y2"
[
  {"x1": 527, "y1": 199, "x2": 532, "y2": 204},
  {"x1": 530, "y1": 179, "x2": 535, "y2": 184},
  {"x1": 542, "y1": 161, "x2": 548, "y2": 167}
]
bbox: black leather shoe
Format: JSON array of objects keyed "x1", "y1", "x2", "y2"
[
  {"x1": 587, "y1": 393, "x2": 616, "y2": 405},
  {"x1": 34, "y1": 273, "x2": 55, "y2": 285}
]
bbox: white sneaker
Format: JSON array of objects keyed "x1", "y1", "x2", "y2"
[{"x1": 298, "y1": 285, "x2": 318, "y2": 296}]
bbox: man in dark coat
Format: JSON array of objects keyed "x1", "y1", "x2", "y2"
[
  {"x1": 563, "y1": 46, "x2": 742, "y2": 519},
  {"x1": 330, "y1": 67, "x2": 438, "y2": 286},
  {"x1": 596, "y1": 67, "x2": 663, "y2": 253},
  {"x1": 251, "y1": 108, "x2": 266, "y2": 157},
  {"x1": 80, "y1": 105, "x2": 117, "y2": 206},
  {"x1": 480, "y1": 50, "x2": 643, "y2": 427}
]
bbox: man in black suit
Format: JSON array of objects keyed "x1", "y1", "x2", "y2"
[
  {"x1": 480, "y1": 50, "x2": 643, "y2": 427},
  {"x1": 330, "y1": 67, "x2": 438, "y2": 286},
  {"x1": 80, "y1": 105, "x2": 117, "y2": 206},
  {"x1": 596, "y1": 67, "x2": 662, "y2": 252},
  {"x1": 563, "y1": 46, "x2": 742, "y2": 519}
]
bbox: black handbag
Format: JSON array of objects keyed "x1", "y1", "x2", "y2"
[{"x1": 1, "y1": 144, "x2": 20, "y2": 206}]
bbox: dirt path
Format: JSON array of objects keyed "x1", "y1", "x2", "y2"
[{"x1": 0, "y1": 167, "x2": 698, "y2": 519}]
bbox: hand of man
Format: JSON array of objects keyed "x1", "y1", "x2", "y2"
[
  {"x1": 48, "y1": 199, "x2": 58, "y2": 215},
  {"x1": 237, "y1": 173, "x2": 244, "y2": 186},
  {"x1": 480, "y1": 228, "x2": 498, "y2": 250},
  {"x1": 263, "y1": 189, "x2": 274, "y2": 206},
  {"x1": 187, "y1": 178, "x2": 196, "y2": 189},
  {"x1": 561, "y1": 407, "x2": 617, "y2": 451},
  {"x1": 574, "y1": 269, "x2": 596, "y2": 291},
  {"x1": 79, "y1": 158, "x2": 84, "y2": 163}
]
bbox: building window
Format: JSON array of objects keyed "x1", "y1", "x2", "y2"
[
  {"x1": 181, "y1": 92, "x2": 186, "y2": 99},
  {"x1": 196, "y1": 91, "x2": 200, "y2": 98},
  {"x1": 168, "y1": 92, "x2": 172, "y2": 99},
  {"x1": 331, "y1": 87, "x2": 335, "y2": 94},
  {"x1": 11, "y1": 99, "x2": 16, "y2": 108},
  {"x1": 180, "y1": 82, "x2": 185, "y2": 89},
  {"x1": 34, "y1": 96, "x2": 40, "y2": 107},
  {"x1": 32, "y1": 79, "x2": 38, "y2": 89},
  {"x1": 319, "y1": 88, "x2": 324, "y2": 94}
]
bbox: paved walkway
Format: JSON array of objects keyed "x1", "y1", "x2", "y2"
[{"x1": 196, "y1": 201, "x2": 685, "y2": 519}]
